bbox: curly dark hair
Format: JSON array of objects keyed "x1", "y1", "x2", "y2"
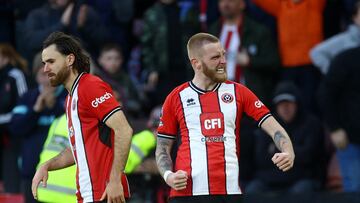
[{"x1": 43, "y1": 31, "x2": 90, "y2": 73}]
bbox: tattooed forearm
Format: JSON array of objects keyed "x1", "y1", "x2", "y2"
[
  {"x1": 274, "y1": 131, "x2": 289, "y2": 151},
  {"x1": 155, "y1": 137, "x2": 175, "y2": 176}
]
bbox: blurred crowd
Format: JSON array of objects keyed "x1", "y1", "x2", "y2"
[{"x1": 1, "y1": 0, "x2": 360, "y2": 202}]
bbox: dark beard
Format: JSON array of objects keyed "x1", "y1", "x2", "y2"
[
  {"x1": 49, "y1": 66, "x2": 70, "y2": 87},
  {"x1": 202, "y1": 61, "x2": 227, "y2": 83}
]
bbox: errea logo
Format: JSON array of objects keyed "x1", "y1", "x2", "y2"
[
  {"x1": 91, "y1": 92, "x2": 113, "y2": 108},
  {"x1": 187, "y1": 98, "x2": 196, "y2": 106}
]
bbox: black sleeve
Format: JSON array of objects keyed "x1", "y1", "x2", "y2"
[{"x1": 318, "y1": 51, "x2": 349, "y2": 131}]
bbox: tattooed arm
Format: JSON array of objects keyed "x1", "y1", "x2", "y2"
[
  {"x1": 32, "y1": 147, "x2": 75, "y2": 199},
  {"x1": 156, "y1": 137, "x2": 188, "y2": 190},
  {"x1": 260, "y1": 116, "x2": 295, "y2": 172},
  {"x1": 155, "y1": 137, "x2": 175, "y2": 176}
]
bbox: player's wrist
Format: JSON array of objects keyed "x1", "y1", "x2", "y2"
[{"x1": 163, "y1": 170, "x2": 173, "y2": 182}]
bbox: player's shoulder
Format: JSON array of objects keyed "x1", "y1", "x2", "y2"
[
  {"x1": 78, "y1": 73, "x2": 110, "y2": 89},
  {"x1": 224, "y1": 80, "x2": 247, "y2": 90},
  {"x1": 79, "y1": 73, "x2": 103, "y2": 84},
  {"x1": 166, "y1": 82, "x2": 190, "y2": 98}
]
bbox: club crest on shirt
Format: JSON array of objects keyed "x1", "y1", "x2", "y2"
[{"x1": 221, "y1": 93, "x2": 234, "y2": 103}]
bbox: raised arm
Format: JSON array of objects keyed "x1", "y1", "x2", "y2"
[
  {"x1": 261, "y1": 116, "x2": 295, "y2": 171},
  {"x1": 32, "y1": 147, "x2": 74, "y2": 199},
  {"x1": 101, "y1": 110, "x2": 132, "y2": 202}
]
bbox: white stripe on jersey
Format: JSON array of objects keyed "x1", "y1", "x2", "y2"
[
  {"x1": 179, "y1": 87, "x2": 209, "y2": 195},
  {"x1": 218, "y1": 83, "x2": 242, "y2": 194},
  {"x1": 9, "y1": 68, "x2": 28, "y2": 96},
  {"x1": 71, "y1": 87, "x2": 94, "y2": 202},
  {"x1": 66, "y1": 96, "x2": 77, "y2": 165}
]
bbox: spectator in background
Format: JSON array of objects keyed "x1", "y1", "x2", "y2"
[
  {"x1": 318, "y1": 47, "x2": 360, "y2": 192},
  {"x1": 209, "y1": 0, "x2": 280, "y2": 105},
  {"x1": 23, "y1": 0, "x2": 109, "y2": 64},
  {"x1": 311, "y1": 0, "x2": 360, "y2": 75},
  {"x1": 246, "y1": 82, "x2": 324, "y2": 194},
  {"x1": 9, "y1": 52, "x2": 66, "y2": 203},
  {"x1": 86, "y1": 0, "x2": 134, "y2": 59},
  {"x1": 35, "y1": 114, "x2": 77, "y2": 203},
  {"x1": 141, "y1": 0, "x2": 200, "y2": 108},
  {"x1": 125, "y1": 106, "x2": 161, "y2": 203},
  {"x1": 0, "y1": 43, "x2": 28, "y2": 193},
  {"x1": 96, "y1": 44, "x2": 143, "y2": 118},
  {"x1": 244, "y1": 0, "x2": 276, "y2": 36},
  {"x1": 0, "y1": 1, "x2": 16, "y2": 45},
  {"x1": 252, "y1": 0, "x2": 325, "y2": 110}
]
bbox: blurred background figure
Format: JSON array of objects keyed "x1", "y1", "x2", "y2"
[
  {"x1": 126, "y1": 106, "x2": 162, "y2": 203},
  {"x1": 22, "y1": 0, "x2": 109, "y2": 69},
  {"x1": 86, "y1": 0, "x2": 134, "y2": 58},
  {"x1": 0, "y1": 43, "x2": 28, "y2": 194},
  {"x1": 311, "y1": 0, "x2": 360, "y2": 75},
  {"x1": 252, "y1": 0, "x2": 325, "y2": 111},
  {"x1": 35, "y1": 114, "x2": 76, "y2": 203},
  {"x1": 209, "y1": 0, "x2": 280, "y2": 105},
  {"x1": 95, "y1": 44, "x2": 143, "y2": 118},
  {"x1": 245, "y1": 82, "x2": 325, "y2": 194},
  {"x1": 318, "y1": 46, "x2": 360, "y2": 192},
  {"x1": 0, "y1": 1, "x2": 16, "y2": 45},
  {"x1": 8, "y1": 52, "x2": 66, "y2": 203},
  {"x1": 141, "y1": 0, "x2": 200, "y2": 109}
]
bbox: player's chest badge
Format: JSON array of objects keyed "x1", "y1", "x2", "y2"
[{"x1": 221, "y1": 93, "x2": 234, "y2": 103}]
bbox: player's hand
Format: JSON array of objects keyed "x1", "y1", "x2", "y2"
[
  {"x1": 236, "y1": 48, "x2": 250, "y2": 66},
  {"x1": 61, "y1": 3, "x2": 74, "y2": 26},
  {"x1": 33, "y1": 93, "x2": 46, "y2": 112},
  {"x1": 77, "y1": 4, "x2": 88, "y2": 28},
  {"x1": 147, "y1": 71, "x2": 159, "y2": 89},
  {"x1": 330, "y1": 128, "x2": 348, "y2": 150},
  {"x1": 272, "y1": 152, "x2": 294, "y2": 172},
  {"x1": 165, "y1": 170, "x2": 188, "y2": 191},
  {"x1": 43, "y1": 86, "x2": 56, "y2": 109},
  {"x1": 31, "y1": 164, "x2": 49, "y2": 200},
  {"x1": 100, "y1": 176, "x2": 125, "y2": 203}
]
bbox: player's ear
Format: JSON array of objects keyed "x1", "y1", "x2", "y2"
[
  {"x1": 66, "y1": 53, "x2": 75, "y2": 68},
  {"x1": 190, "y1": 58, "x2": 201, "y2": 70}
]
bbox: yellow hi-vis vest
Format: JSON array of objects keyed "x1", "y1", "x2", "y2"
[
  {"x1": 124, "y1": 130, "x2": 156, "y2": 174},
  {"x1": 37, "y1": 114, "x2": 77, "y2": 203}
]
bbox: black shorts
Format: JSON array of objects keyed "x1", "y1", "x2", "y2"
[{"x1": 169, "y1": 194, "x2": 243, "y2": 203}]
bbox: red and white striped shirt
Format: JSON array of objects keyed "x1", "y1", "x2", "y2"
[
  {"x1": 158, "y1": 81, "x2": 271, "y2": 197},
  {"x1": 65, "y1": 73, "x2": 130, "y2": 203}
]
